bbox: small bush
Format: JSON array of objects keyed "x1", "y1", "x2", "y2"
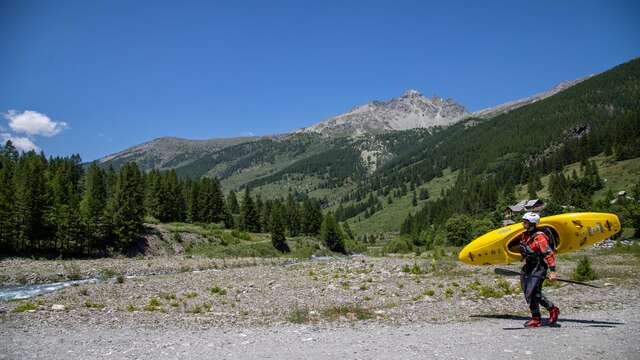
[
  {"x1": 183, "y1": 292, "x2": 198, "y2": 299},
  {"x1": 98, "y1": 268, "x2": 117, "y2": 280},
  {"x1": 116, "y1": 275, "x2": 126, "y2": 284},
  {"x1": 14, "y1": 302, "x2": 37, "y2": 313},
  {"x1": 231, "y1": 230, "x2": 252, "y2": 241},
  {"x1": 160, "y1": 292, "x2": 176, "y2": 301},
  {"x1": 476, "y1": 284, "x2": 503, "y2": 298},
  {"x1": 444, "y1": 288, "x2": 454, "y2": 298},
  {"x1": 401, "y1": 262, "x2": 424, "y2": 275},
  {"x1": 79, "y1": 288, "x2": 89, "y2": 296},
  {"x1": 84, "y1": 301, "x2": 105, "y2": 309},
  {"x1": 496, "y1": 278, "x2": 513, "y2": 295},
  {"x1": 210, "y1": 286, "x2": 227, "y2": 295},
  {"x1": 573, "y1": 256, "x2": 598, "y2": 281},
  {"x1": 288, "y1": 307, "x2": 311, "y2": 324},
  {"x1": 424, "y1": 289, "x2": 435, "y2": 296},
  {"x1": 126, "y1": 304, "x2": 137, "y2": 312},
  {"x1": 64, "y1": 263, "x2": 82, "y2": 280},
  {"x1": 144, "y1": 297, "x2": 162, "y2": 311},
  {"x1": 322, "y1": 304, "x2": 373, "y2": 321},
  {"x1": 383, "y1": 237, "x2": 413, "y2": 254}
]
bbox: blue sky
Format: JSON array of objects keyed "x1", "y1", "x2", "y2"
[{"x1": 0, "y1": 0, "x2": 638, "y2": 161}]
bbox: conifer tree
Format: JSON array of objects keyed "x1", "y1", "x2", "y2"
[
  {"x1": 0, "y1": 149, "x2": 16, "y2": 252},
  {"x1": 342, "y1": 221, "x2": 355, "y2": 240},
  {"x1": 14, "y1": 151, "x2": 49, "y2": 251},
  {"x1": 227, "y1": 190, "x2": 240, "y2": 214},
  {"x1": 81, "y1": 162, "x2": 108, "y2": 251},
  {"x1": 111, "y1": 162, "x2": 145, "y2": 251},
  {"x1": 285, "y1": 193, "x2": 301, "y2": 236},
  {"x1": 240, "y1": 187, "x2": 260, "y2": 232},
  {"x1": 270, "y1": 203, "x2": 289, "y2": 253},
  {"x1": 301, "y1": 198, "x2": 322, "y2": 235},
  {"x1": 320, "y1": 213, "x2": 346, "y2": 254}
]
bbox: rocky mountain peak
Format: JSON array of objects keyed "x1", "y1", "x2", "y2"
[{"x1": 298, "y1": 89, "x2": 470, "y2": 136}]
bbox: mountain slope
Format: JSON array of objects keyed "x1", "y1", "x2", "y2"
[
  {"x1": 99, "y1": 136, "x2": 259, "y2": 171},
  {"x1": 472, "y1": 77, "x2": 591, "y2": 118},
  {"x1": 298, "y1": 90, "x2": 469, "y2": 136}
]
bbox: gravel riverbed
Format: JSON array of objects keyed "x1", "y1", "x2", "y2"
[{"x1": 1, "y1": 249, "x2": 638, "y2": 359}]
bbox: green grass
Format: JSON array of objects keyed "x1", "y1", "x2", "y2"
[
  {"x1": 210, "y1": 286, "x2": 227, "y2": 295},
  {"x1": 187, "y1": 240, "x2": 282, "y2": 258},
  {"x1": 84, "y1": 301, "x2": 105, "y2": 309},
  {"x1": 14, "y1": 302, "x2": 37, "y2": 313},
  {"x1": 322, "y1": 304, "x2": 374, "y2": 321},
  {"x1": 288, "y1": 307, "x2": 311, "y2": 324}
]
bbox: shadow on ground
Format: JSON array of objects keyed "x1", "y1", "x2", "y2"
[{"x1": 470, "y1": 314, "x2": 625, "y2": 330}]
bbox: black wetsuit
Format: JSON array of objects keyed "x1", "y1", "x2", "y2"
[{"x1": 519, "y1": 230, "x2": 556, "y2": 318}]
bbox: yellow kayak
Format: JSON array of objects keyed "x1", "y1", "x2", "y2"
[{"x1": 458, "y1": 212, "x2": 621, "y2": 265}]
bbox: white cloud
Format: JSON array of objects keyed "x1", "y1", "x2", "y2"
[
  {"x1": 0, "y1": 133, "x2": 39, "y2": 152},
  {"x1": 4, "y1": 110, "x2": 68, "y2": 137}
]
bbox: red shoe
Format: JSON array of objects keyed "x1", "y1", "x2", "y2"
[
  {"x1": 549, "y1": 307, "x2": 560, "y2": 325},
  {"x1": 524, "y1": 317, "x2": 542, "y2": 328}
]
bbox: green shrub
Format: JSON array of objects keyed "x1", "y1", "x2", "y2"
[
  {"x1": 183, "y1": 292, "x2": 198, "y2": 299},
  {"x1": 424, "y1": 289, "x2": 435, "y2": 296},
  {"x1": 401, "y1": 262, "x2": 425, "y2": 275},
  {"x1": 288, "y1": 307, "x2": 311, "y2": 324},
  {"x1": 64, "y1": 263, "x2": 82, "y2": 280},
  {"x1": 476, "y1": 284, "x2": 503, "y2": 298},
  {"x1": 116, "y1": 275, "x2": 126, "y2": 284},
  {"x1": 231, "y1": 230, "x2": 252, "y2": 241},
  {"x1": 14, "y1": 302, "x2": 37, "y2": 313},
  {"x1": 210, "y1": 286, "x2": 227, "y2": 295},
  {"x1": 160, "y1": 292, "x2": 176, "y2": 300},
  {"x1": 383, "y1": 237, "x2": 413, "y2": 254},
  {"x1": 84, "y1": 301, "x2": 105, "y2": 309},
  {"x1": 322, "y1": 304, "x2": 373, "y2": 321},
  {"x1": 573, "y1": 256, "x2": 598, "y2": 281},
  {"x1": 144, "y1": 297, "x2": 162, "y2": 311},
  {"x1": 496, "y1": 278, "x2": 514, "y2": 295},
  {"x1": 444, "y1": 288, "x2": 454, "y2": 298}
]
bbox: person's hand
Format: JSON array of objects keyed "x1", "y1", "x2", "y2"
[{"x1": 548, "y1": 271, "x2": 558, "y2": 281}]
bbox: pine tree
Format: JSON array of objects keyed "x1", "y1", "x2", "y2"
[
  {"x1": 320, "y1": 213, "x2": 346, "y2": 254},
  {"x1": 111, "y1": 163, "x2": 145, "y2": 252},
  {"x1": 227, "y1": 190, "x2": 240, "y2": 214},
  {"x1": 0, "y1": 150, "x2": 16, "y2": 252},
  {"x1": 301, "y1": 198, "x2": 322, "y2": 235},
  {"x1": 270, "y1": 203, "x2": 289, "y2": 253},
  {"x1": 411, "y1": 191, "x2": 418, "y2": 206},
  {"x1": 342, "y1": 221, "x2": 355, "y2": 240},
  {"x1": 14, "y1": 151, "x2": 49, "y2": 251},
  {"x1": 285, "y1": 193, "x2": 301, "y2": 236},
  {"x1": 240, "y1": 187, "x2": 260, "y2": 232},
  {"x1": 80, "y1": 162, "x2": 108, "y2": 252}
]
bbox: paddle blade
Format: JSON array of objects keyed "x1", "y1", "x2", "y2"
[{"x1": 495, "y1": 268, "x2": 520, "y2": 277}]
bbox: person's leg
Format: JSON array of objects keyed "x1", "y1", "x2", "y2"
[{"x1": 522, "y1": 272, "x2": 543, "y2": 327}]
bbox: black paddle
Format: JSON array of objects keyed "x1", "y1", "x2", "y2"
[{"x1": 494, "y1": 268, "x2": 601, "y2": 288}]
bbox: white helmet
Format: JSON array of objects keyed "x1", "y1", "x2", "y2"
[{"x1": 522, "y1": 212, "x2": 540, "y2": 224}]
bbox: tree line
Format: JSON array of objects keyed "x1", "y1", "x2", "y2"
[{"x1": 0, "y1": 141, "x2": 349, "y2": 257}]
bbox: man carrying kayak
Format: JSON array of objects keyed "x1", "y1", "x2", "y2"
[{"x1": 519, "y1": 212, "x2": 560, "y2": 328}]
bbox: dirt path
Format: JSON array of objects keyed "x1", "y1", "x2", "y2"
[{"x1": 2, "y1": 304, "x2": 638, "y2": 360}]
